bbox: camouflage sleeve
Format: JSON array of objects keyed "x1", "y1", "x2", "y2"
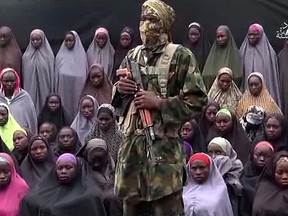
[{"x1": 160, "y1": 46, "x2": 207, "y2": 126}]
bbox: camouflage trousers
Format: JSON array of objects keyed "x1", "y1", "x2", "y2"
[{"x1": 123, "y1": 190, "x2": 184, "y2": 216}]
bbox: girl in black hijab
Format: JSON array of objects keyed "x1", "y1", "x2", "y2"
[
  {"x1": 198, "y1": 100, "x2": 220, "y2": 138},
  {"x1": 252, "y1": 151, "x2": 288, "y2": 216},
  {"x1": 38, "y1": 94, "x2": 71, "y2": 132},
  {"x1": 183, "y1": 22, "x2": 211, "y2": 72},
  {"x1": 112, "y1": 27, "x2": 136, "y2": 83},
  {"x1": 240, "y1": 141, "x2": 274, "y2": 216},
  {"x1": 20, "y1": 135, "x2": 55, "y2": 188},
  {"x1": 54, "y1": 126, "x2": 82, "y2": 158},
  {"x1": 20, "y1": 153, "x2": 107, "y2": 216},
  {"x1": 253, "y1": 113, "x2": 288, "y2": 152}
]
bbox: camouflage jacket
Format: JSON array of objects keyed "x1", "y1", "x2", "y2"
[{"x1": 113, "y1": 43, "x2": 207, "y2": 201}]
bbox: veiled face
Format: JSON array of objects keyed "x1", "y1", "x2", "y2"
[
  {"x1": 215, "y1": 113, "x2": 233, "y2": 133},
  {"x1": 216, "y1": 29, "x2": 229, "y2": 47},
  {"x1": 120, "y1": 33, "x2": 132, "y2": 48},
  {"x1": 0, "y1": 106, "x2": 8, "y2": 126},
  {"x1": 248, "y1": 29, "x2": 260, "y2": 46},
  {"x1": 190, "y1": 160, "x2": 209, "y2": 184},
  {"x1": 0, "y1": 27, "x2": 12, "y2": 47},
  {"x1": 188, "y1": 27, "x2": 201, "y2": 45},
  {"x1": 87, "y1": 148, "x2": 108, "y2": 171},
  {"x1": 208, "y1": 143, "x2": 226, "y2": 158},
  {"x1": 13, "y1": 130, "x2": 29, "y2": 151},
  {"x1": 64, "y1": 32, "x2": 75, "y2": 50},
  {"x1": 58, "y1": 128, "x2": 76, "y2": 151},
  {"x1": 95, "y1": 32, "x2": 107, "y2": 48},
  {"x1": 30, "y1": 33, "x2": 43, "y2": 49},
  {"x1": 0, "y1": 161, "x2": 11, "y2": 189},
  {"x1": 265, "y1": 117, "x2": 282, "y2": 141},
  {"x1": 56, "y1": 160, "x2": 76, "y2": 184},
  {"x1": 275, "y1": 160, "x2": 288, "y2": 187},
  {"x1": 181, "y1": 121, "x2": 194, "y2": 141}
]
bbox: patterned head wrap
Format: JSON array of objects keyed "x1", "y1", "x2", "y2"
[{"x1": 142, "y1": 0, "x2": 175, "y2": 35}]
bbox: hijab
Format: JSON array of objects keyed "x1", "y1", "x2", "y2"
[
  {"x1": 54, "y1": 126, "x2": 82, "y2": 158},
  {"x1": 20, "y1": 135, "x2": 55, "y2": 188},
  {"x1": 22, "y1": 29, "x2": 55, "y2": 114},
  {"x1": 254, "y1": 113, "x2": 288, "y2": 152},
  {"x1": 0, "y1": 153, "x2": 29, "y2": 216},
  {"x1": 253, "y1": 151, "x2": 288, "y2": 216},
  {"x1": 240, "y1": 141, "x2": 274, "y2": 216},
  {"x1": 0, "y1": 26, "x2": 22, "y2": 79},
  {"x1": 81, "y1": 64, "x2": 113, "y2": 105},
  {"x1": 87, "y1": 27, "x2": 115, "y2": 81},
  {"x1": 183, "y1": 119, "x2": 206, "y2": 153},
  {"x1": 56, "y1": 31, "x2": 88, "y2": 119},
  {"x1": 71, "y1": 95, "x2": 99, "y2": 144},
  {"x1": 207, "y1": 108, "x2": 251, "y2": 163},
  {"x1": 202, "y1": 25, "x2": 242, "y2": 89},
  {"x1": 183, "y1": 22, "x2": 211, "y2": 72},
  {"x1": 113, "y1": 27, "x2": 136, "y2": 83},
  {"x1": 0, "y1": 103, "x2": 22, "y2": 150},
  {"x1": 198, "y1": 100, "x2": 220, "y2": 138},
  {"x1": 209, "y1": 137, "x2": 243, "y2": 196},
  {"x1": 237, "y1": 72, "x2": 282, "y2": 118},
  {"x1": 0, "y1": 68, "x2": 38, "y2": 134},
  {"x1": 85, "y1": 104, "x2": 123, "y2": 162},
  {"x1": 19, "y1": 153, "x2": 106, "y2": 216},
  {"x1": 183, "y1": 153, "x2": 233, "y2": 216},
  {"x1": 208, "y1": 67, "x2": 242, "y2": 113},
  {"x1": 38, "y1": 94, "x2": 71, "y2": 131},
  {"x1": 11, "y1": 128, "x2": 29, "y2": 165},
  {"x1": 240, "y1": 23, "x2": 281, "y2": 106},
  {"x1": 278, "y1": 40, "x2": 288, "y2": 116}
]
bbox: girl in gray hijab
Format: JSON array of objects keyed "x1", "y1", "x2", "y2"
[
  {"x1": 71, "y1": 95, "x2": 99, "y2": 144},
  {"x1": 55, "y1": 31, "x2": 88, "y2": 119},
  {"x1": 86, "y1": 27, "x2": 115, "y2": 81},
  {"x1": 22, "y1": 29, "x2": 55, "y2": 114},
  {"x1": 240, "y1": 24, "x2": 281, "y2": 106}
]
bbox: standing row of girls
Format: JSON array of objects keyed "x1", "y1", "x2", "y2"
[
  {"x1": 184, "y1": 22, "x2": 288, "y2": 116},
  {"x1": 0, "y1": 26, "x2": 135, "y2": 120}
]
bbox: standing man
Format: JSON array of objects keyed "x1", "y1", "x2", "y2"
[{"x1": 112, "y1": 0, "x2": 207, "y2": 215}]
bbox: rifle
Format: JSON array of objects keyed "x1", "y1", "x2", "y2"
[{"x1": 116, "y1": 57, "x2": 156, "y2": 165}]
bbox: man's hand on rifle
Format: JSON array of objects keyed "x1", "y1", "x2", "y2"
[
  {"x1": 134, "y1": 91, "x2": 164, "y2": 110},
  {"x1": 117, "y1": 77, "x2": 137, "y2": 95}
]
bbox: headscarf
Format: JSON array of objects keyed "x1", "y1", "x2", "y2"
[
  {"x1": 20, "y1": 135, "x2": 55, "y2": 188},
  {"x1": 54, "y1": 126, "x2": 82, "y2": 158},
  {"x1": 198, "y1": 100, "x2": 220, "y2": 138},
  {"x1": 86, "y1": 27, "x2": 115, "y2": 81},
  {"x1": 252, "y1": 151, "x2": 288, "y2": 215},
  {"x1": 0, "y1": 26, "x2": 22, "y2": 79},
  {"x1": 38, "y1": 94, "x2": 71, "y2": 131},
  {"x1": 141, "y1": 0, "x2": 175, "y2": 42},
  {"x1": 22, "y1": 29, "x2": 55, "y2": 114},
  {"x1": 208, "y1": 137, "x2": 243, "y2": 196},
  {"x1": 202, "y1": 25, "x2": 242, "y2": 90},
  {"x1": 237, "y1": 72, "x2": 282, "y2": 118},
  {"x1": 19, "y1": 151, "x2": 106, "y2": 216},
  {"x1": 183, "y1": 153, "x2": 233, "y2": 216},
  {"x1": 207, "y1": 67, "x2": 242, "y2": 113},
  {"x1": 11, "y1": 128, "x2": 29, "y2": 165},
  {"x1": 253, "y1": 113, "x2": 288, "y2": 152},
  {"x1": 56, "y1": 31, "x2": 88, "y2": 119},
  {"x1": 0, "y1": 68, "x2": 38, "y2": 134},
  {"x1": 71, "y1": 95, "x2": 99, "y2": 144},
  {"x1": 0, "y1": 103, "x2": 22, "y2": 150},
  {"x1": 85, "y1": 104, "x2": 123, "y2": 162},
  {"x1": 183, "y1": 22, "x2": 211, "y2": 72},
  {"x1": 56, "y1": 153, "x2": 77, "y2": 165},
  {"x1": 112, "y1": 27, "x2": 136, "y2": 83},
  {"x1": 182, "y1": 119, "x2": 206, "y2": 153},
  {"x1": 81, "y1": 64, "x2": 113, "y2": 105},
  {"x1": 278, "y1": 40, "x2": 288, "y2": 116},
  {"x1": 207, "y1": 108, "x2": 251, "y2": 163},
  {"x1": 0, "y1": 153, "x2": 29, "y2": 216},
  {"x1": 240, "y1": 23, "x2": 281, "y2": 106}
]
